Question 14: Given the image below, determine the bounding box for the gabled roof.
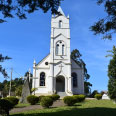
[53,33,69,39]
[36,54,50,66]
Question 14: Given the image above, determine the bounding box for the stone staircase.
[57,92,67,99]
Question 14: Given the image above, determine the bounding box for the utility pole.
[9,68,13,96]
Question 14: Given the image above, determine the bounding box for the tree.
[90,90,99,98]
[71,49,92,95]
[107,46,116,100]
[91,0,116,39]
[0,78,24,97]
[0,0,63,23]
[15,85,22,96]
[0,54,11,77]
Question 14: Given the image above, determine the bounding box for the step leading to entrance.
[57,92,67,98]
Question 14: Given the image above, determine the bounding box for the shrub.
[40,96,53,108]
[51,94,60,101]
[95,94,102,100]
[4,96,19,106]
[39,95,45,102]
[73,95,85,103]
[73,95,79,102]
[27,95,39,105]
[63,96,76,106]
[0,99,14,116]
[90,90,99,98]
[78,95,86,102]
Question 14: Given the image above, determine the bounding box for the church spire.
[58,6,65,16]
[33,59,36,67]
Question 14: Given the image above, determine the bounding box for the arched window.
[40,72,45,86]
[62,45,65,55]
[56,41,66,56]
[72,72,78,87]
[59,20,62,28]
[56,44,59,55]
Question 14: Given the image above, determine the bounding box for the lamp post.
[9,68,13,96]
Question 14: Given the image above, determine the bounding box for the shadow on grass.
[11,107,116,116]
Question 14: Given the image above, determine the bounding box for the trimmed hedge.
[95,94,102,100]
[63,96,76,106]
[78,95,86,102]
[73,95,85,103]
[40,96,53,108]
[63,95,86,106]
[27,95,39,105]
[4,96,19,106]
[51,94,60,101]
[0,99,14,116]
[39,95,45,102]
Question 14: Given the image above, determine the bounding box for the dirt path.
[10,100,65,114]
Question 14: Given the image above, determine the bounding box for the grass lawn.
[11,100,116,116]
[15,103,30,108]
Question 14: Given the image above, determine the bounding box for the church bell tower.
[49,7,72,95]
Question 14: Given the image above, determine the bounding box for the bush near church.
[73,95,86,103]
[0,99,14,116]
[39,95,45,102]
[63,96,76,106]
[95,94,102,100]
[51,94,60,101]
[78,95,86,102]
[4,96,19,106]
[27,95,39,105]
[40,96,53,108]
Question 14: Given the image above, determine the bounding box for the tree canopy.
[107,46,116,100]
[0,0,63,23]
[91,0,116,39]
[0,54,11,77]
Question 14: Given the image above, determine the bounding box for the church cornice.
[51,33,70,40]
[35,67,50,69]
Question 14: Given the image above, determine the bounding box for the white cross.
[59,64,64,71]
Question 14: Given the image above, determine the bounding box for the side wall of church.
[71,59,84,94]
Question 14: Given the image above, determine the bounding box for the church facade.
[32,7,84,96]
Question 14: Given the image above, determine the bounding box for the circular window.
[45,62,48,65]
[60,41,62,43]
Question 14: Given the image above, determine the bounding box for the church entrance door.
[56,76,65,92]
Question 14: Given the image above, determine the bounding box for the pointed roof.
[58,6,65,16]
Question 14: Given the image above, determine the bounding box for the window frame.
[39,72,46,87]
[59,20,62,28]
[72,72,78,88]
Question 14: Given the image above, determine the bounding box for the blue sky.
[0,0,116,92]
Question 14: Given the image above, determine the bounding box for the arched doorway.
[56,76,65,92]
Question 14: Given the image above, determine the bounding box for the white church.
[32,7,84,96]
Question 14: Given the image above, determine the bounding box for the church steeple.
[50,6,71,61]
[57,6,65,16]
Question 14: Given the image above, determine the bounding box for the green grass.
[15,103,30,108]
[15,103,40,108]
[11,100,116,116]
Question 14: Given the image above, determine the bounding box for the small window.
[56,44,59,55]
[62,45,65,55]
[59,20,62,28]
[45,62,48,65]
[72,73,78,87]
[40,72,45,86]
